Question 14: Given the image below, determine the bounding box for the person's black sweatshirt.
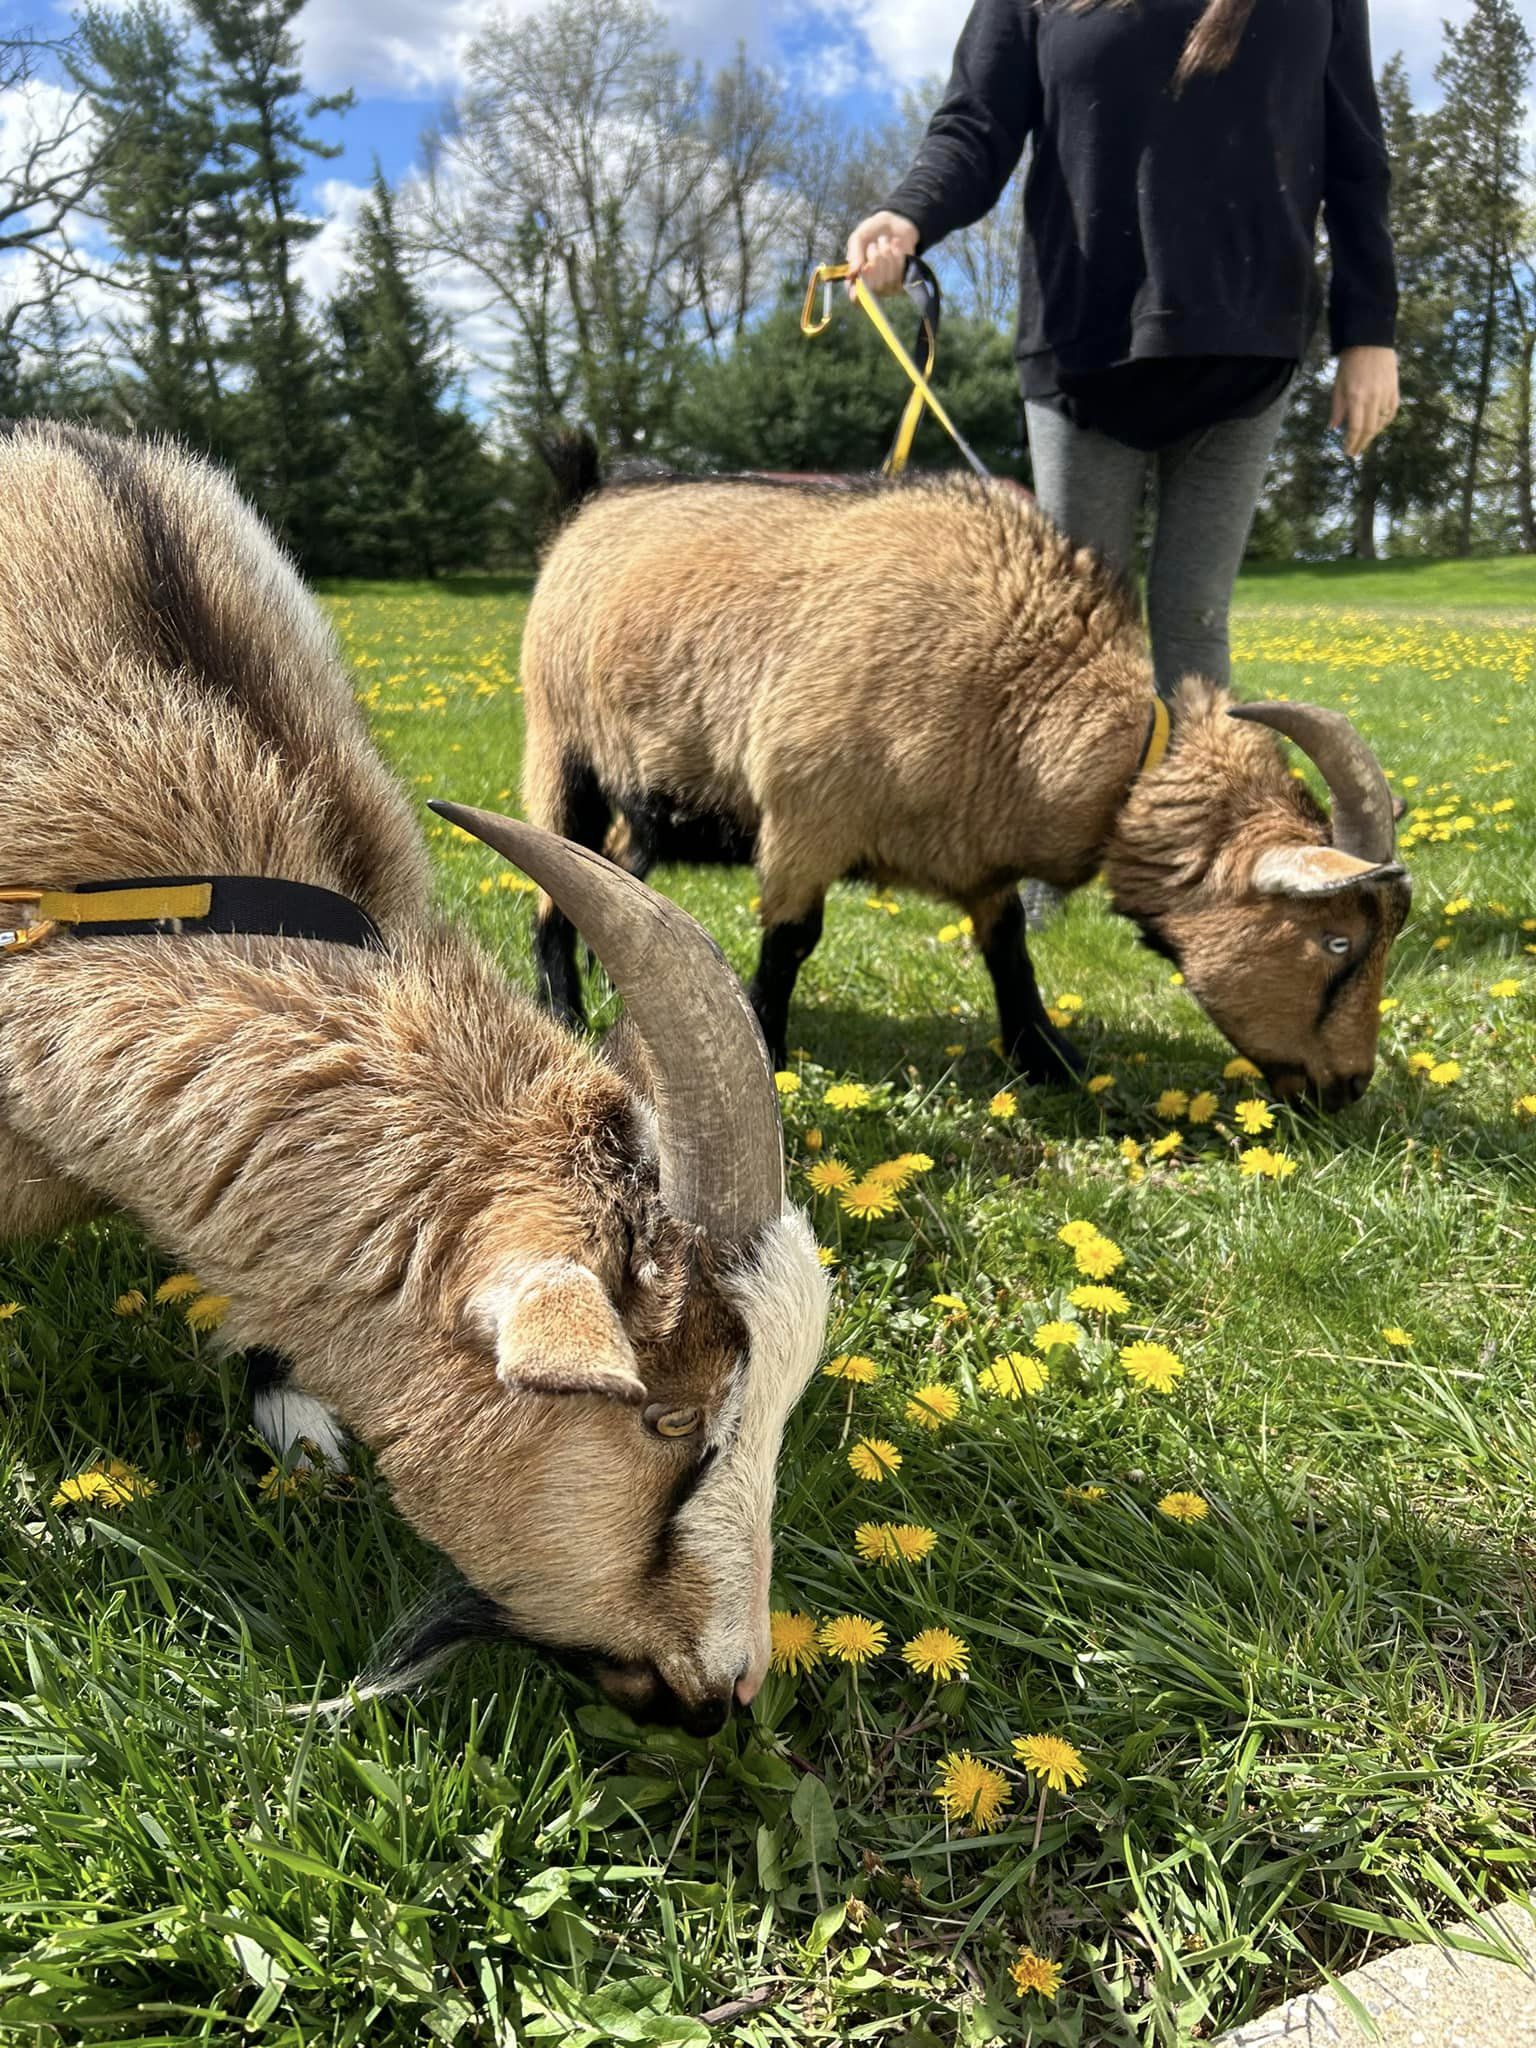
[883,0,1397,379]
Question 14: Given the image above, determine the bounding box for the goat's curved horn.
[1228,701,1397,864]
[429,803,784,1246]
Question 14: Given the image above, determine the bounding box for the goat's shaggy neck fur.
[1103,677,1330,936]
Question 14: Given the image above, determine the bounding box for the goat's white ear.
[480,1260,647,1405]
[1251,845,1407,899]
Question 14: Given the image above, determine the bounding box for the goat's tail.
[531,425,603,518]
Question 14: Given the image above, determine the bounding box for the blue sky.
[5,0,1459,213]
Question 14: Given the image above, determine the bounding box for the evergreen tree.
[669,290,1023,479]
[74,3,231,449]
[1427,0,1533,555]
[190,0,350,566]
[329,172,496,576]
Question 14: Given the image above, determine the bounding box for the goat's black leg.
[970,889,1086,1086]
[748,900,825,1068]
[532,759,611,1027]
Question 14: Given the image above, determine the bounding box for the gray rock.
[1215,1900,1536,2045]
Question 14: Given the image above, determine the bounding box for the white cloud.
[295,175,371,301]
[293,0,776,95]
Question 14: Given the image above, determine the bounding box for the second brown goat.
[522,474,1410,1110]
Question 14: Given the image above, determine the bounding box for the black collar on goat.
[0,874,382,954]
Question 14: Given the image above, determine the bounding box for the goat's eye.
[1323,934,1351,958]
[643,1403,702,1439]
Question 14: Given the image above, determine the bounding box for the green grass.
[4,560,1536,2045]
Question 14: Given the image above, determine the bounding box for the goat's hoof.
[1010,1025,1087,1086]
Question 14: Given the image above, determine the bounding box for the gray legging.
[1024,391,1290,698]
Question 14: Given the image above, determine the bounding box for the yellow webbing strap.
[1140,697,1172,778]
[800,262,991,481]
[39,883,214,926]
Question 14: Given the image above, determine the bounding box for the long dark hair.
[1059,0,1258,88]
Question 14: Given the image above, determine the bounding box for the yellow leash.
[800,261,991,481]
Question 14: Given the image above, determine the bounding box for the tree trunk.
[1352,450,1380,559]
[1457,254,1500,556]
[1515,327,1536,552]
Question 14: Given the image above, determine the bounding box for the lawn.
[3,557,1536,2046]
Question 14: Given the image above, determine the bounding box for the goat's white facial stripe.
[672,1209,828,1688]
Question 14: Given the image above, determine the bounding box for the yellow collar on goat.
[1138,697,1172,780]
[0,875,384,955]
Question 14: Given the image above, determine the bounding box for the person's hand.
[845,211,920,297]
[1331,346,1399,458]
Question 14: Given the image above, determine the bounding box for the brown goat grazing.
[0,424,827,1732]
[522,475,1410,1110]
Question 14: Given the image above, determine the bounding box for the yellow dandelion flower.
[51,1459,157,1510]
[848,1437,901,1483]
[1408,1050,1437,1072]
[854,1522,901,1564]
[902,1627,969,1681]
[905,1383,961,1430]
[774,1071,802,1095]
[818,1613,887,1664]
[840,1179,901,1221]
[1010,1949,1063,2000]
[891,1522,938,1562]
[1064,1483,1107,1503]
[989,1089,1018,1120]
[1234,1099,1274,1135]
[1382,1326,1414,1347]
[769,1611,822,1675]
[1120,1340,1184,1393]
[0,1301,20,1322]
[1119,1136,1144,1166]
[1054,992,1085,1013]
[1034,1320,1081,1352]
[1150,1130,1182,1160]
[1013,1732,1089,1792]
[1491,980,1522,998]
[258,1466,305,1501]
[930,1292,969,1317]
[1187,1090,1219,1124]
[824,1082,872,1111]
[1069,1284,1129,1316]
[1428,1060,1461,1085]
[807,1158,857,1194]
[1074,1235,1124,1279]
[803,1127,824,1153]
[824,1353,880,1383]
[154,1272,202,1304]
[1085,1073,1115,1095]
[933,1752,1012,1832]
[816,1246,839,1268]
[1155,1089,1189,1118]
[1158,1490,1210,1523]
[1057,1220,1100,1247]
[892,1151,934,1175]
[1223,1057,1262,1081]
[981,1351,1048,1399]
[1238,1145,1298,1180]
[113,1291,146,1317]
[184,1293,231,1333]
[866,1159,915,1191]
[1518,1096,1536,1118]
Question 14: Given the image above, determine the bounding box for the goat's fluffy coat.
[523,473,1407,1106]
[0,424,826,1723]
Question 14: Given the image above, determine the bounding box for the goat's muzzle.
[595,1658,736,1736]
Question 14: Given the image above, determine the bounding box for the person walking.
[847,0,1400,918]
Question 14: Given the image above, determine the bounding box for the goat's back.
[523,474,1154,887]
[0,423,426,927]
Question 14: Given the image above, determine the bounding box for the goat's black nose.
[1316,1071,1371,1112]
